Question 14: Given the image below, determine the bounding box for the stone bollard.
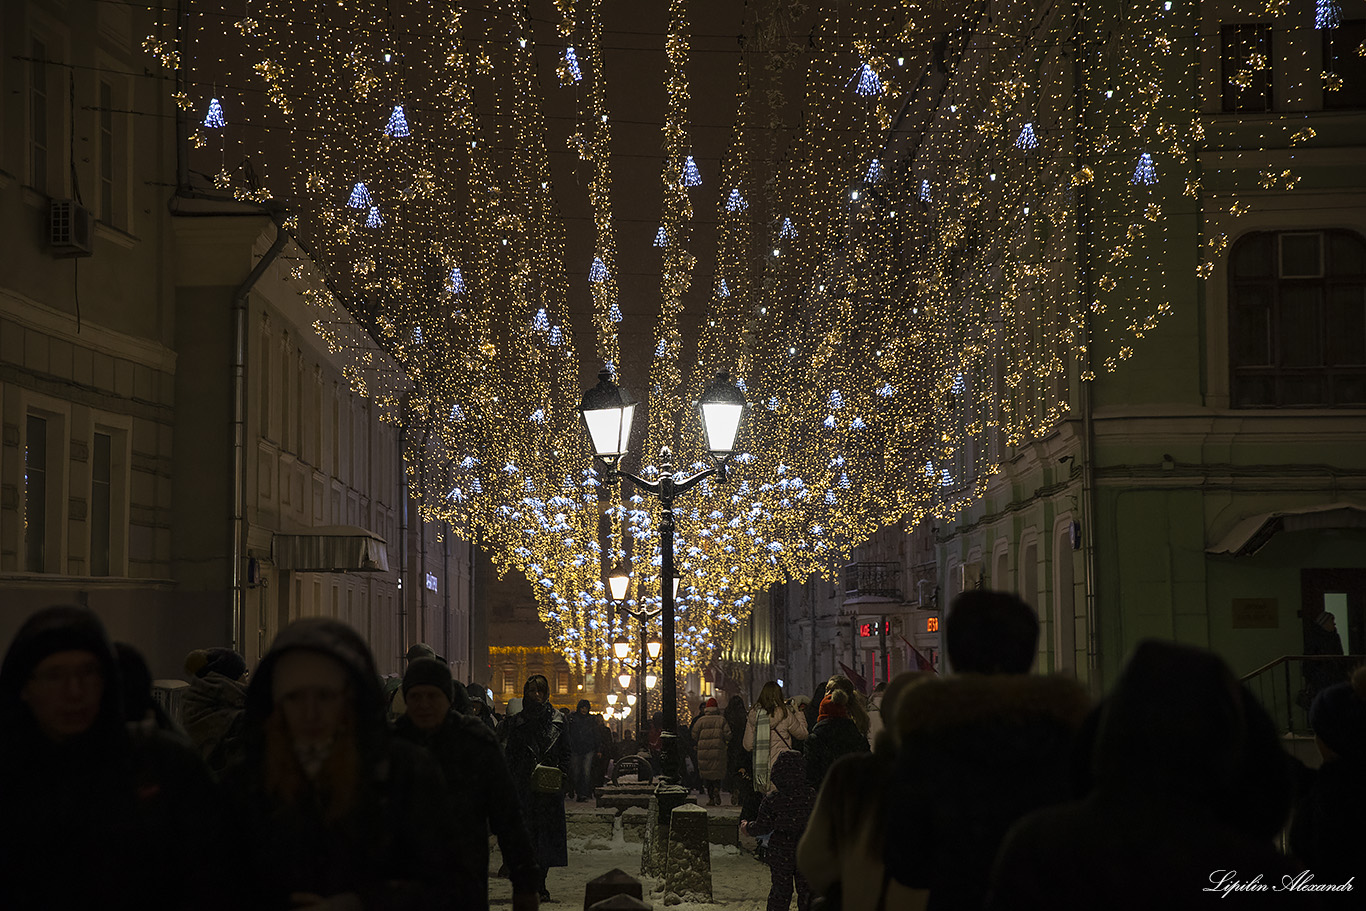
[584,868,645,911]
[640,784,690,880]
[661,803,712,904]
[589,896,653,910]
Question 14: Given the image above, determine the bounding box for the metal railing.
[843,561,903,600]
[1240,655,1365,737]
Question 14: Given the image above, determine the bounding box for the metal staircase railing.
[1240,654,1365,737]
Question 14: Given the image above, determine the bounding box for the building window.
[30,39,49,192]
[90,432,111,577]
[25,415,49,573]
[1229,230,1366,408]
[1323,20,1366,111]
[1221,24,1273,113]
[99,81,114,222]
[503,664,518,695]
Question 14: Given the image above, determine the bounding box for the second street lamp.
[580,368,748,784]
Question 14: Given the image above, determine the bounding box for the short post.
[661,803,713,904]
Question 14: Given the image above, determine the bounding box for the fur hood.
[894,673,1091,738]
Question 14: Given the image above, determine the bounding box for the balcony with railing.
[843,562,903,604]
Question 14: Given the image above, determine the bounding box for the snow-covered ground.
[488,802,776,909]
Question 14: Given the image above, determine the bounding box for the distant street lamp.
[580,368,748,782]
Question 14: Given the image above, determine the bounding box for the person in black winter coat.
[744,749,817,911]
[222,618,457,910]
[723,694,751,806]
[500,674,571,902]
[883,590,1090,911]
[565,698,601,801]
[393,658,540,911]
[0,605,226,911]
[804,690,870,788]
[985,640,1300,911]
[1289,665,1366,880]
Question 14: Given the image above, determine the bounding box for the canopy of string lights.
[146,0,1322,674]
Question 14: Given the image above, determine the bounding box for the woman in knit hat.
[803,688,870,788]
[1289,665,1366,878]
[0,606,224,911]
[690,696,732,805]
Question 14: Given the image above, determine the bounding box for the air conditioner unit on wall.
[50,199,94,257]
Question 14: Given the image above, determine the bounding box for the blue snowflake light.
[866,158,882,182]
[1317,0,1342,29]
[779,217,796,238]
[828,389,844,410]
[850,416,866,430]
[549,325,563,346]
[952,373,966,393]
[877,382,896,397]
[447,266,465,294]
[766,396,779,411]
[823,415,836,429]
[920,179,932,203]
[1015,122,1038,150]
[411,325,424,344]
[1131,152,1158,186]
[384,105,410,137]
[718,278,730,298]
[609,302,622,322]
[655,339,667,357]
[683,155,702,186]
[654,227,668,247]
[589,257,608,282]
[532,308,550,331]
[725,189,747,212]
[346,182,372,209]
[854,63,882,96]
[203,97,226,129]
[365,205,383,228]
[450,403,465,422]
[563,46,583,82]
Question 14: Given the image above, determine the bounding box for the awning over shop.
[272,526,390,573]
[1207,502,1366,557]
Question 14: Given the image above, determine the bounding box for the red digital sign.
[926,617,939,632]
[859,621,884,637]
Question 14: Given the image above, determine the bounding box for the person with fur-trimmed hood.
[0,606,225,911]
[221,618,458,909]
[744,749,817,911]
[393,658,540,911]
[882,590,1091,910]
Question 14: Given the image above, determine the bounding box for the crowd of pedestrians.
[2,592,1361,910]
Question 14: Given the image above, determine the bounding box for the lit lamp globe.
[607,693,618,706]
[647,638,663,661]
[579,369,636,466]
[608,564,631,602]
[626,693,637,706]
[697,370,747,459]
[613,637,631,661]
[618,672,632,690]
[645,673,658,690]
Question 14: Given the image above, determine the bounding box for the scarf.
[754,709,771,791]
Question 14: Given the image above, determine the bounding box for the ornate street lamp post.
[580,369,747,782]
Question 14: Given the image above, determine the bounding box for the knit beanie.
[185,647,247,682]
[406,643,438,663]
[818,691,849,723]
[1310,667,1366,761]
[401,657,454,701]
[705,697,718,708]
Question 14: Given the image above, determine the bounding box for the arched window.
[1229,230,1366,407]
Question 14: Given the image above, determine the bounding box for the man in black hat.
[394,658,540,911]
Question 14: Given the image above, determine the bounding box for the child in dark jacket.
[744,749,816,911]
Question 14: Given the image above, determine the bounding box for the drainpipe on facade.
[1074,8,1101,692]
[230,207,289,655]
[398,419,410,658]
